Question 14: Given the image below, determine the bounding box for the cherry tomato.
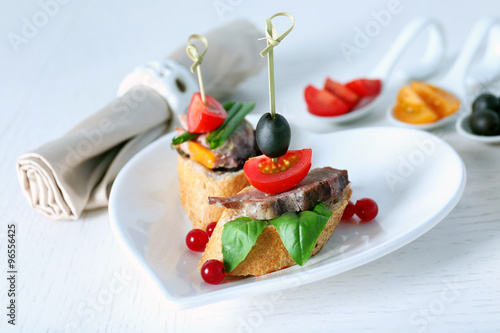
[201,260,226,285]
[304,85,350,117]
[187,92,227,133]
[243,149,312,194]
[345,79,382,97]
[324,78,360,109]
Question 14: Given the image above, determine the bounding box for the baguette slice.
[177,155,250,230]
[199,184,352,276]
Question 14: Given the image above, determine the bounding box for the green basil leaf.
[270,203,332,266]
[221,217,268,272]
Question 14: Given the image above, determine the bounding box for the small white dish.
[109,125,466,309]
[456,114,500,143]
[305,17,445,125]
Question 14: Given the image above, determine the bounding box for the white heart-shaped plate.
[109,124,466,309]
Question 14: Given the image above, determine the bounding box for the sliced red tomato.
[243,149,312,194]
[187,92,227,133]
[304,85,350,117]
[324,78,360,109]
[345,79,382,97]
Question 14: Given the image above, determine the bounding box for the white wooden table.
[1,1,499,332]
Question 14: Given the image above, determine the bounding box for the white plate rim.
[109,126,467,309]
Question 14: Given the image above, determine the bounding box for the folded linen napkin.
[17,19,264,220]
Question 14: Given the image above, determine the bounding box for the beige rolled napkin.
[17,19,264,220]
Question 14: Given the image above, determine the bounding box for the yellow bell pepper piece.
[188,141,215,169]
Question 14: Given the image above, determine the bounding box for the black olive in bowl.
[469,109,500,136]
[472,93,500,114]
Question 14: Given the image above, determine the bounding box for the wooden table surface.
[1,1,499,332]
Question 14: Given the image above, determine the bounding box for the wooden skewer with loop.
[260,12,295,120]
[260,12,295,163]
[186,34,209,104]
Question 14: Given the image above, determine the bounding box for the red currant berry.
[185,229,209,252]
[206,222,217,237]
[201,260,226,285]
[341,201,355,220]
[355,198,378,222]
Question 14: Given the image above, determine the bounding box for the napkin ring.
[118,59,197,115]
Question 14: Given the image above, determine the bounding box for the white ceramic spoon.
[456,18,500,143]
[388,17,500,130]
[307,16,445,124]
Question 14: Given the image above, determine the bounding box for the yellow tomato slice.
[410,81,460,118]
[394,86,439,124]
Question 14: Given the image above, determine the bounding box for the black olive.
[469,109,500,136]
[256,113,291,158]
[472,93,500,113]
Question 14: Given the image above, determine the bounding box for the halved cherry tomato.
[304,85,350,117]
[324,78,360,109]
[345,79,382,97]
[243,149,312,194]
[187,92,227,133]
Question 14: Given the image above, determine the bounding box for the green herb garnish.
[221,217,268,273]
[207,102,255,149]
[222,100,236,110]
[171,100,255,148]
[270,203,332,266]
[171,131,200,145]
[221,203,332,272]
[206,102,243,143]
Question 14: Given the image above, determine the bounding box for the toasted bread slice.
[199,184,352,276]
[177,155,250,230]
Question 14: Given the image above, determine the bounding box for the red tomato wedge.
[324,78,360,108]
[345,79,382,97]
[304,85,350,117]
[243,149,312,194]
[187,92,227,133]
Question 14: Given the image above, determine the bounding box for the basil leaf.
[221,217,268,272]
[270,203,332,266]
